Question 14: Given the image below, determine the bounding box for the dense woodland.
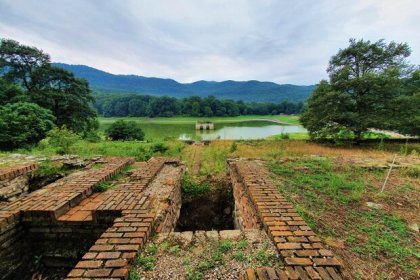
[94,93,304,117]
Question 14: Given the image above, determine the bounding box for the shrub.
[46,127,80,154]
[151,142,168,153]
[0,102,55,149]
[105,120,145,141]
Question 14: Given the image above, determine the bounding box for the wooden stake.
[381,154,397,192]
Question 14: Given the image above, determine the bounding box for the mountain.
[52,63,315,103]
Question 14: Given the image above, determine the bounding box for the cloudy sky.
[1,0,419,84]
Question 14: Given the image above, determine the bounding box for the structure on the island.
[195,121,214,130]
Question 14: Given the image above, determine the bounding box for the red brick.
[295,249,319,257]
[82,252,98,260]
[67,269,84,277]
[75,260,103,268]
[285,257,313,266]
[272,231,293,236]
[115,244,140,251]
[313,257,341,267]
[83,268,112,277]
[122,252,137,259]
[111,268,129,277]
[277,242,302,250]
[319,249,334,257]
[90,244,114,251]
[287,236,309,243]
[105,259,128,267]
[293,230,315,236]
[97,252,121,259]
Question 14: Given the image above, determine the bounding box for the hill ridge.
[53,63,314,103]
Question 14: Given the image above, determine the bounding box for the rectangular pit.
[175,180,235,231]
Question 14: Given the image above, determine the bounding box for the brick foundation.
[0,163,37,201]
[229,159,343,280]
[0,157,133,279]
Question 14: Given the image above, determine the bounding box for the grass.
[269,157,419,279]
[181,175,210,195]
[98,114,301,125]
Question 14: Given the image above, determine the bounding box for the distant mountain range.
[53,63,315,103]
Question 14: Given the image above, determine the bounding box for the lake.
[101,120,306,140]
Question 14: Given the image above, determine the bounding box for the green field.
[98,115,301,125]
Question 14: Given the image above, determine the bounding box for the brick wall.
[230,159,343,280]
[0,163,37,201]
[66,158,184,279]
[228,160,262,230]
[0,157,133,279]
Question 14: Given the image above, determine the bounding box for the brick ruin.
[0,163,38,202]
[0,157,343,279]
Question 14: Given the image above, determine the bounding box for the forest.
[93,92,304,117]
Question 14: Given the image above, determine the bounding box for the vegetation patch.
[269,157,419,279]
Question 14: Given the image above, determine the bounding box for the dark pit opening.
[175,179,234,231]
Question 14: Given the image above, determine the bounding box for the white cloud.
[1,0,419,84]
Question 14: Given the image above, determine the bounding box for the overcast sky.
[1,0,419,84]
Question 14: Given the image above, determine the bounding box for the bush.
[105,120,145,141]
[151,142,169,153]
[46,127,80,154]
[0,102,55,149]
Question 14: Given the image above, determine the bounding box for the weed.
[236,240,248,250]
[128,270,140,280]
[145,244,158,255]
[254,248,271,266]
[134,254,156,271]
[34,255,42,270]
[233,252,247,262]
[182,175,209,195]
[230,142,238,153]
[405,165,420,179]
[185,266,203,280]
[218,240,233,253]
[95,181,112,192]
[168,244,180,255]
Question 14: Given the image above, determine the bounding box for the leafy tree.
[0,102,55,149]
[46,127,81,154]
[0,39,97,132]
[301,38,420,141]
[0,77,27,105]
[105,120,145,141]
[0,39,49,91]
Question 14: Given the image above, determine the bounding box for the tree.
[0,39,49,91]
[105,120,145,141]
[0,77,27,105]
[0,39,97,133]
[301,38,420,141]
[0,102,55,149]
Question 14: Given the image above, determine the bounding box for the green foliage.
[181,175,209,195]
[230,142,238,153]
[218,240,233,253]
[0,77,27,105]
[46,127,80,154]
[348,210,414,271]
[145,244,158,255]
[301,38,420,141]
[405,166,420,179]
[128,271,140,280]
[105,120,145,141]
[0,39,97,133]
[151,142,169,153]
[0,102,55,149]
[185,266,203,280]
[95,181,112,192]
[134,254,156,271]
[232,252,246,262]
[93,91,305,118]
